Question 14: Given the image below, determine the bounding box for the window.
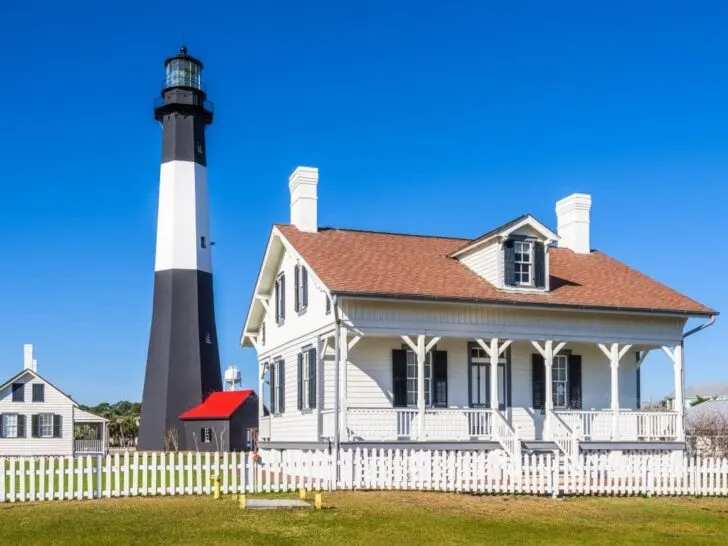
[39,413,54,438]
[202,427,212,443]
[325,295,331,315]
[12,382,24,402]
[274,274,286,325]
[32,384,45,402]
[200,236,207,249]
[406,350,432,407]
[552,355,568,409]
[294,264,308,313]
[298,347,316,411]
[514,241,533,286]
[269,359,285,414]
[2,414,18,438]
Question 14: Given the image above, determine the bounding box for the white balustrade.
[74,440,104,454]
[346,408,493,441]
[556,410,679,441]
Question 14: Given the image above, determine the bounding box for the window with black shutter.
[12,382,24,402]
[534,241,546,288]
[268,362,276,414]
[32,384,45,402]
[308,347,316,409]
[433,351,448,407]
[567,354,582,409]
[531,354,545,410]
[277,359,285,413]
[52,414,62,438]
[297,348,316,411]
[275,273,286,325]
[17,414,26,438]
[504,239,516,286]
[392,349,408,407]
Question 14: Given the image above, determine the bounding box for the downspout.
[679,314,717,444]
[332,295,341,459]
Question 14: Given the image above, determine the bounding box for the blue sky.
[0,1,725,404]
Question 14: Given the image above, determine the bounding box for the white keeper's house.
[241,166,717,461]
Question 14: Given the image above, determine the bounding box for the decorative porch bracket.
[402,335,441,440]
[475,338,512,411]
[661,344,685,440]
[598,343,633,440]
[340,328,363,439]
[530,340,567,438]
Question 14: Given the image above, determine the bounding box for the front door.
[469,345,509,410]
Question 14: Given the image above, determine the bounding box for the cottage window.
[269,359,285,415]
[12,382,24,402]
[32,384,45,402]
[39,413,54,438]
[297,347,317,411]
[553,355,568,409]
[2,414,18,438]
[406,350,432,407]
[202,427,212,443]
[274,274,286,325]
[294,264,308,313]
[514,241,533,286]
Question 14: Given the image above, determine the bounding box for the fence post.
[95,455,102,499]
[552,450,560,499]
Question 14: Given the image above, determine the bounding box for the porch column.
[662,343,685,441]
[340,327,349,440]
[475,338,512,411]
[531,340,567,439]
[599,343,632,440]
[417,335,426,439]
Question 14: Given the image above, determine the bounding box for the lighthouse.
[138,47,222,451]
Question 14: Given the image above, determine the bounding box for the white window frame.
[552,355,568,409]
[301,349,313,411]
[202,427,212,443]
[406,350,432,407]
[514,240,534,286]
[2,413,19,438]
[39,413,54,438]
[275,274,285,325]
[272,359,284,415]
[295,264,308,314]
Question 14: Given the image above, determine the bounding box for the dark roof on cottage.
[276,224,715,316]
[179,390,254,420]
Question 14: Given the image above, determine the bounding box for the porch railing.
[74,440,104,454]
[556,410,679,441]
[491,410,520,460]
[548,410,580,463]
[346,408,493,442]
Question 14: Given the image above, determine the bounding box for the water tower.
[223,365,242,391]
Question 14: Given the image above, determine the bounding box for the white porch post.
[489,338,499,410]
[663,343,685,441]
[530,340,566,439]
[599,343,632,440]
[340,326,349,441]
[416,335,426,440]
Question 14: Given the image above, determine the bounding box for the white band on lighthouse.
[154,160,212,273]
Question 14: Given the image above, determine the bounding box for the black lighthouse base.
[138,269,222,451]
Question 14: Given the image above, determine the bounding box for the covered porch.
[333,329,684,454]
[73,408,109,455]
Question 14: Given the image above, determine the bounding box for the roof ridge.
[276,223,470,242]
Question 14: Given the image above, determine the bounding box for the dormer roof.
[448,215,559,258]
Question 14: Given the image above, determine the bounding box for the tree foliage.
[79,400,141,447]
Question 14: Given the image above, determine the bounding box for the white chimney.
[289,166,318,233]
[555,193,592,254]
[23,344,36,372]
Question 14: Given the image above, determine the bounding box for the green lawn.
[1,492,728,545]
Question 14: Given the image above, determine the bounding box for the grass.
[1,491,728,545]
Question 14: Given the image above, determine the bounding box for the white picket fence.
[2,449,728,503]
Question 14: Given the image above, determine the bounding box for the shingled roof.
[276,224,715,316]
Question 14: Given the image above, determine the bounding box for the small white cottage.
[0,345,108,457]
[241,167,717,463]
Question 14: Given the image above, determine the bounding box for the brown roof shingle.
[276,224,716,316]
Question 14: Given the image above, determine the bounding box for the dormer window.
[505,238,545,289]
[514,241,533,286]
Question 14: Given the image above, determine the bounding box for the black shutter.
[297,353,303,410]
[53,414,62,438]
[302,267,308,310]
[392,349,408,407]
[294,265,300,312]
[504,239,516,286]
[308,347,317,409]
[269,363,276,414]
[636,352,641,409]
[532,354,545,410]
[433,350,448,407]
[278,360,285,413]
[534,241,545,288]
[0,414,4,438]
[17,414,26,438]
[275,278,280,323]
[567,355,582,409]
[32,414,39,438]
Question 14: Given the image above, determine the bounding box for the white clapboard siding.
[1,450,728,503]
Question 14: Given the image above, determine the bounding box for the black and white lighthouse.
[138,47,222,451]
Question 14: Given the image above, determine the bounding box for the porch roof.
[74,408,108,423]
[276,224,715,317]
